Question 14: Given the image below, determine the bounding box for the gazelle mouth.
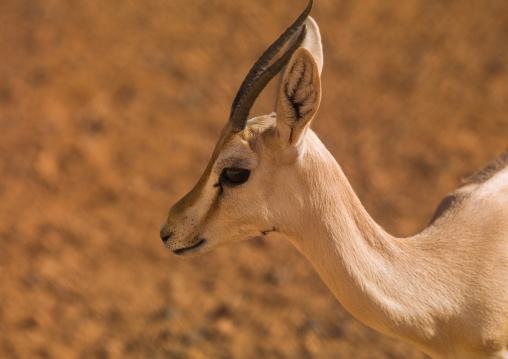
[173,239,206,255]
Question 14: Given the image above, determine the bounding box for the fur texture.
[161,16,508,359]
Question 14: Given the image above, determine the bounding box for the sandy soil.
[1,0,508,358]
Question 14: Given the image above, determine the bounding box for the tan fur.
[161,16,508,359]
[461,150,508,187]
[429,150,508,226]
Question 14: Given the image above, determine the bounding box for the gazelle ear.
[276,47,321,147]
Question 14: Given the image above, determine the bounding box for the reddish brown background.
[1,0,508,358]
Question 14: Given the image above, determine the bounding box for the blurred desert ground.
[1,0,508,358]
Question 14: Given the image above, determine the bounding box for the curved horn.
[229,0,313,133]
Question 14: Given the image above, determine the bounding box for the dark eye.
[220,168,250,185]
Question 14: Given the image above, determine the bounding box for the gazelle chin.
[161,1,508,357]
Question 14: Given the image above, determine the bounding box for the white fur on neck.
[277,130,508,359]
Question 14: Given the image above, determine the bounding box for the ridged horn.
[229,0,313,133]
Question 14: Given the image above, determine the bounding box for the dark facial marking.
[170,129,235,214]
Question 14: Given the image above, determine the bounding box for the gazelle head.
[160,0,325,257]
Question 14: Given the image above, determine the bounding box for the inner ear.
[276,48,321,146]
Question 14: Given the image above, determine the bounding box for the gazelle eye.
[220,168,250,185]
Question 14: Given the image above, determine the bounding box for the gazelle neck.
[277,131,459,356]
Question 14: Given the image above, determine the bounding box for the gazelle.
[160,1,508,357]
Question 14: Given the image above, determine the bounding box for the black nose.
[160,225,173,243]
